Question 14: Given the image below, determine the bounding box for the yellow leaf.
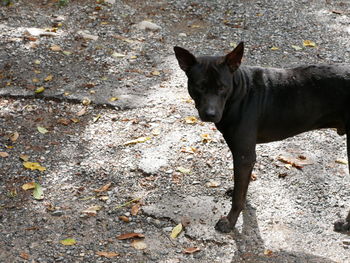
[60,238,76,246]
[34,59,41,65]
[22,182,36,190]
[93,114,102,123]
[291,45,302,51]
[44,74,53,82]
[270,46,279,51]
[62,51,72,56]
[303,40,316,47]
[124,136,151,145]
[180,146,197,154]
[177,167,191,174]
[109,97,119,102]
[335,158,348,165]
[205,180,221,188]
[82,205,102,216]
[170,223,183,239]
[71,118,80,123]
[23,162,46,172]
[200,133,212,143]
[82,98,91,106]
[35,87,45,94]
[185,116,198,124]
[151,70,161,76]
[0,152,9,158]
[32,78,40,83]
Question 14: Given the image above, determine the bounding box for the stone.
[136,21,161,31]
[77,30,98,41]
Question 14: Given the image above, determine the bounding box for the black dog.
[174,42,350,234]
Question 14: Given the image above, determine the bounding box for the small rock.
[105,0,115,4]
[134,228,143,234]
[178,33,187,37]
[136,21,161,31]
[77,30,98,41]
[24,28,57,37]
[52,210,64,216]
[163,226,173,232]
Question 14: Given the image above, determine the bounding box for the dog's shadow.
[230,203,337,263]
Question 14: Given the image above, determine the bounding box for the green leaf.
[177,167,191,174]
[60,238,76,246]
[170,223,183,239]
[33,183,44,200]
[291,45,302,51]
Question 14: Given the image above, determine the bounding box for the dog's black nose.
[205,109,217,119]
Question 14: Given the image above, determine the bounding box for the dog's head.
[174,42,244,123]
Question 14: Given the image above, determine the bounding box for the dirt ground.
[1,0,350,262]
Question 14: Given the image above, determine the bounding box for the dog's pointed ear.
[174,46,197,72]
[225,42,244,72]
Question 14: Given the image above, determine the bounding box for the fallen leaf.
[19,252,30,260]
[185,116,198,124]
[19,154,29,161]
[34,59,41,65]
[205,180,221,188]
[332,10,344,15]
[32,78,40,83]
[170,223,183,239]
[71,118,80,123]
[181,146,197,154]
[33,183,44,200]
[96,251,119,258]
[57,118,71,126]
[200,133,212,143]
[82,98,91,106]
[22,182,36,190]
[94,182,112,193]
[93,114,102,123]
[251,173,257,181]
[291,45,302,51]
[177,167,191,174]
[60,238,76,246]
[151,70,161,76]
[82,205,102,216]
[119,215,130,223]
[62,51,72,56]
[44,74,53,82]
[35,87,45,94]
[264,249,273,256]
[10,131,19,142]
[131,240,147,250]
[109,97,119,102]
[124,136,151,145]
[37,126,49,134]
[131,203,140,216]
[23,162,46,172]
[116,232,145,240]
[303,40,316,47]
[277,154,313,169]
[50,45,61,51]
[183,247,200,254]
[112,52,125,58]
[335,158,348,165]
[270,46,279,50]
[76,107,87,116]
[0,152,9,158]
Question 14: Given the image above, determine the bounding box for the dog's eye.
[218,86,226,92]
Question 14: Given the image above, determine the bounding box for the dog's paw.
[334,219,350,234]
[215,217,233,233]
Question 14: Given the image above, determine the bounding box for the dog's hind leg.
[334,124,350,234]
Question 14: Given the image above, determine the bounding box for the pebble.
[162,226,173,232]
[77,30,99,41]
[178,33,187,37]
[51,210,64,217]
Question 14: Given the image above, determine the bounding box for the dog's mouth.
[199,112,222,123]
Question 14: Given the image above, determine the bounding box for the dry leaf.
[291,45,302,51]
[33,183,44,200]
[112,52,125,58]
[22,182,36,190]
[183,247,200,254]
[109,97,119,102]
[200,133,212,143]
[270,46,279,50]
[19,252,30,260]
[177,167,191,174]
[82,98,91,106]
[131,240,147,250]
[60,238,76,246]
[131,203,140,216]
[32,78,40,83]
[50,45,61,51]
[335,158,348,165]
[44,74,53,82]
[82,205,102,216]
[0,152,9,158]
[181,146,197,154]
[264,249,273,256]
[185,116,198,124]
[23,162,46,172]
[170,223,183,239]
[303,40,316,47]
[71,118,80,123]
[10,131,19,142]
[151,70,161,76]
[19,154,29,161]
[94,182,112,193]
[205,180,221,188]
[76,107,87,116]
[119,215,130,223]
[96,251,119,258]
[251,173,257,181]
[124,136,151,145]
[57,118,71,126]
[116,232,145,240]
[277,154,313,169]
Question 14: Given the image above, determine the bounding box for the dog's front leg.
[215,137,256,233]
